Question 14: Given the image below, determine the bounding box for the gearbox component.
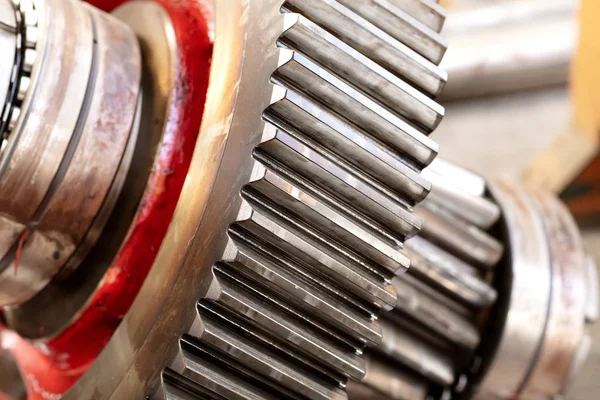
[0,1,595,400]
[66,0,448,398]
[348,163,596,400]
[137,0,447,398]
[0,0,141,306]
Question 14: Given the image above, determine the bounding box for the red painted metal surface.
[0,0,213,398]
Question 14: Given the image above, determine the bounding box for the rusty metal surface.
[0,0,213,399]
[34,5,141,265]
[0,0,91,224]
[0,0,141,306]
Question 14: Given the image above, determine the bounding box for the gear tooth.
[405,236,498,308]
[278,15,445,133]
[272,52,439,163]
[282,0,447,96]
[415,202,505,268]
[198,300,349,388]
[425,173,502,230]
[7,106,19,130]
[334,0,447,64]
[264,98,431,209]
[16,0,31,12]
[229,221,383,346]
[378,318,455,387]
[22,47,35,72]
[161,0,455,397]
[223,257,373,351]
[390,274,481,350]
[242,178,401,294]
[246,206,398,313]
[360,353,429,400]
[253,139,420,246]
[22,8,36,26]
[232,219,379,317]
[358,165,508,398]
[177,336,282,400]
[386,0,447,33]
[424,158,488,198]
[211,262,367,380]
[192,311,346,400]
[163,368,229,400]
[24,25,37,47]
[16,76,29,101]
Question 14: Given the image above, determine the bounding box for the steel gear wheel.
[65,0,449,399]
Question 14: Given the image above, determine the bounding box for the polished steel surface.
[423,175,500,230]
[423,158,487,198]
[404,236,497,308]
[359,354,428,400]
[389,0,446,34]
[283,0,447,97]
[352,175,594,400]
[377,317,455,387]
[391,274,480,350]
[334,0,448,65]
[522,190,587,397]
[415,201,504,268]
[475,181,593,400]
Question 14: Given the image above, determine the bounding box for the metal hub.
[0,0,141,306]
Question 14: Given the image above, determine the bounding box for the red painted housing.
[0,0,213,398]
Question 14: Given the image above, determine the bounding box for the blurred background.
[434,0,599,398]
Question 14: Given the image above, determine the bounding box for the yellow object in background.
[572,0,600,140]
[524,0,600,194]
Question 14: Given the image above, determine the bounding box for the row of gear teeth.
[352,165,505,400]
[163,1,450,399]
[1,0,38,151]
